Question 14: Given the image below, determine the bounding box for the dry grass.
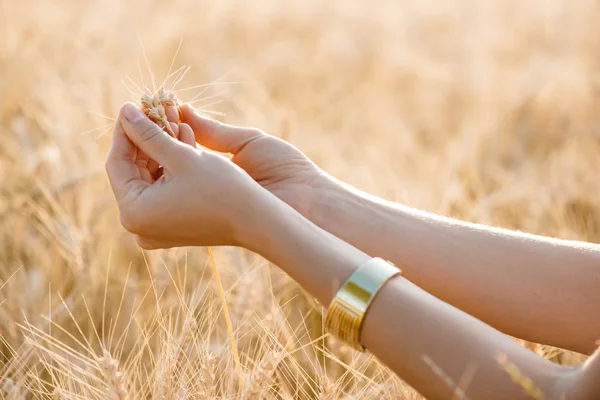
[1,0,599,398]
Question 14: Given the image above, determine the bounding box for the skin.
[106,102,600,399]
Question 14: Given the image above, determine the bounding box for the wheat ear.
[140,87,178,137]
[244,351,283,400]
[98,350,128,400]
[208,247,245,392]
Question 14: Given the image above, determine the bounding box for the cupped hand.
[105,103,267,249]
[180,104,333,219]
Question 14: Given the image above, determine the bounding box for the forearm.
[363,277,576,400]
[244,194,588,400]
[309,176,600,354]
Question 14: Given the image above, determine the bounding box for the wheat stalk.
[495,354,547,400]
[208,247,245,392]
[139,88,245,392]
[422,355,471,400]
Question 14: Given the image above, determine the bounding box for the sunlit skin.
[106,102,600,400]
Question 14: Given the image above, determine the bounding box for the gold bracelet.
[324,258,402,351]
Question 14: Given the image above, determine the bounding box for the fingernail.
[123,103,145,123]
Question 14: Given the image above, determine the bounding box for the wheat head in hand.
[140,87,180,137]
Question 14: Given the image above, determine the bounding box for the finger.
[119,102,184,169]
[169,122,180,140]
[178,123,196,148]
[134,148,149,170]
[180,103,263,154]
[147,123,179,180]
[166,106,179,124]
[105,117,148,201]
[147,158,160,178]
[135,235,176,250]
[134,147,153,184]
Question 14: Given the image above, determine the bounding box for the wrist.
[306,173,345,225]
[238,190,371,305]
[307,173,364,230]
[232,188,289,254]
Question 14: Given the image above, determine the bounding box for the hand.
[105,103,267,249]
[180,104,336,219]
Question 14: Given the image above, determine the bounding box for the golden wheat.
[139,89,246,393]
[140,87,180,137]
[97,350,128,400]
[244,351,284,399]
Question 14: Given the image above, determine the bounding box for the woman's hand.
[105,103,267,249]
[180,104,335,219]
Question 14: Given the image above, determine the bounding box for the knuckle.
[206,118,223,131]
[134,158,148,169]
[247,127,264,138]
[233,128,266,153]
[139,122,162,143]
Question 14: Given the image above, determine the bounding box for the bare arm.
[179,109,600,355]
[243,192,599,400]
[108,104,600,399]
[307,176,600,355]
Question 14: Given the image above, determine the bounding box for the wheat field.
[1,0,599,398]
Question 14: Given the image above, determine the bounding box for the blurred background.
[1,0,599,398]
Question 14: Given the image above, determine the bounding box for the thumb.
[180,103,263,154]
[120,102,183,168]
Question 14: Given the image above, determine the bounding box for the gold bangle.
[324,257,402,351]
